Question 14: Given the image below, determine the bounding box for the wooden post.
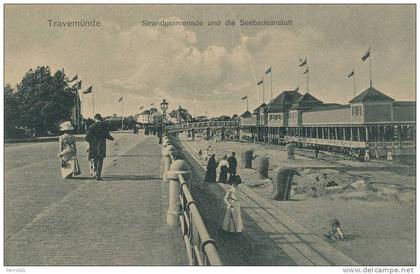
[365,126,369,142]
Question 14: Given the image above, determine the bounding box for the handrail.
[164,141,222,266]
[166,120,240,132]
[178,174,222,265]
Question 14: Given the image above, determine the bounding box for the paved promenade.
[5,133,186,265]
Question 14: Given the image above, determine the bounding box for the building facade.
[240,87,415,156]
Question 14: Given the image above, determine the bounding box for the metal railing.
[162,137,222,266]
[166,120,239,132]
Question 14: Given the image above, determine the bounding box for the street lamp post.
[160,99,169,138]
[160,99,169,124]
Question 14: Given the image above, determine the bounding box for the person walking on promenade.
[314,145,320,159]
[227,152,237,180]
[204,153,217,183]
[85,114,114,180]
[218,155,229,184]
[58,121,81,179]
[387,149,394,161]
[222,179,243,233]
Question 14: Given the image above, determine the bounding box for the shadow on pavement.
[102,175,162,181]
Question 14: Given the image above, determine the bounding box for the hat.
[94,113,103,121]
[59,121,74,131]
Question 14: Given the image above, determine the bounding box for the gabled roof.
[291,92,324,110]
[294,92,323,104]
[240,110,252,118]
[253,103,267,114]
[266,90,302,113]
[349,86,395,103]
[169,106,192,122]
[140,110,151,115]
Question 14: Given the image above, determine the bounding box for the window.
[352,105,363,116]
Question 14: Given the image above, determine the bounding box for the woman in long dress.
[204,154,217,183]
[222,180,243,233]
[218,155,229,184]
[58,121,81,179]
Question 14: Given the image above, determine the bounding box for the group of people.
[58,113,114,180]
[204,152,238,184]
[204,151,243,234]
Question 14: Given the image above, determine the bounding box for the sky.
[5,4,416,118]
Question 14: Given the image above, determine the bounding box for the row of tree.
[5,66,77,138]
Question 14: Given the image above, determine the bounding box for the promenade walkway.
[5,134,186,265]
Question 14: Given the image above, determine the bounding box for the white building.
[137,108,161,124]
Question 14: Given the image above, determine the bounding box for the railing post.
[166,159,190,226]
[162,145,175,182]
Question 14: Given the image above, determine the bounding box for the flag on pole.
[242,96,248,100]
[347,70,355,78]
[68,75,78,82]
[257,80,264,86]
[302,68,309,75]
[150,103,154,106]
[83,86,92,94]
[118,97,123,102]
[265,67,272,74]
[139,106,144,110]
[299,57,307,67]
[361,47,370,61]
[72,80,82,90]
[294,86,300,92]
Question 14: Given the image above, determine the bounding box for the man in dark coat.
[227,152,238,181]
[86,113,114,180]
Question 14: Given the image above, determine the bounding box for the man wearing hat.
[85,113,114,180]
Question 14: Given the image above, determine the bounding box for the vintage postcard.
[3,3,416,272]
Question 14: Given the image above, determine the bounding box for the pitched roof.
[253,103,267,114]
[240,110,252,118]
[266,90,302,113]
[291,92,323,110]
[349,86,395,103]
[139,110,151,115]
[169,106,192,122]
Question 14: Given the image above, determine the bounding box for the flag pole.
[270,67,273,101]
[81,92,84,131]
[369,46,372,87]
[92,92,95,118]
[121,99,124,130]
[353,71,356,97]
[262,76,265,104]
[76,90,80,134]
[247,97,249,111]
[307,63,310,94]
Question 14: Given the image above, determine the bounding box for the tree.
[15,66,76,136]
[4,84,24,138]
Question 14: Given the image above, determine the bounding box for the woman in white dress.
[222,179,243,233]
[58,121,81,179]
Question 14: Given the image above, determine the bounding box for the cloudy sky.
[5,4,415,118]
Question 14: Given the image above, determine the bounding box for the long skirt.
[222,202,243,233]
[219,166,228,183]
[61,157,81,179]
[205,168,216,183]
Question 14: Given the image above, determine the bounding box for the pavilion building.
[239,87,415,156]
